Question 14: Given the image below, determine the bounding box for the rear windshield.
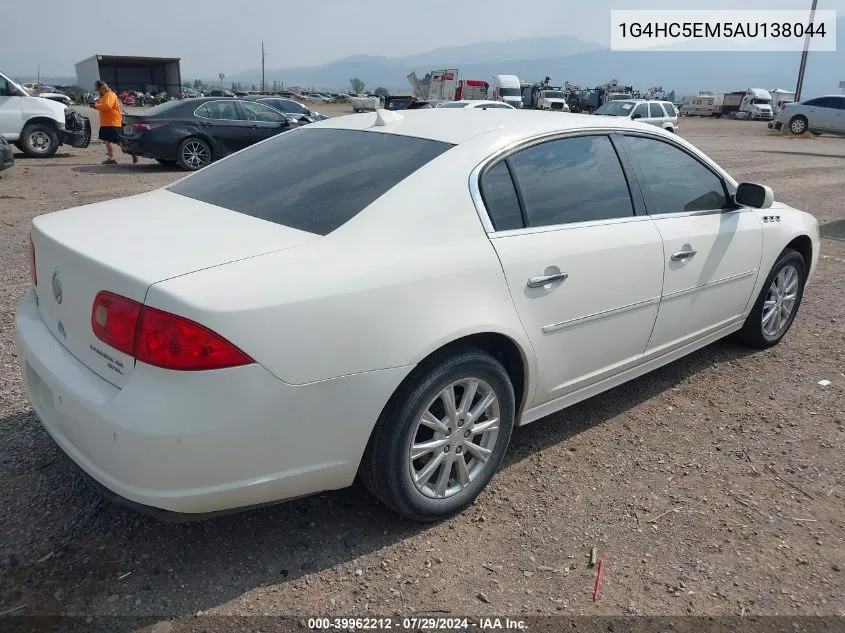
[139,100,186,116]
[167,128,454,235]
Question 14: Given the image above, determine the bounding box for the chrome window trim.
[489,215,651,239]
[470,127,672,235]
[469,127,742,236]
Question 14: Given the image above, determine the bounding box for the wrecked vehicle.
[1,70,91,157]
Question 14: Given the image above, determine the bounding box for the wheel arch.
[785,234,813,271]
[381,330,533,426]
[22,116,62,132]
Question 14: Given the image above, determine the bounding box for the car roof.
[313,108,670,144]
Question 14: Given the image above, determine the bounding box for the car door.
[823,96,845,133]
[241,101,292,142]
[619,133,763,358]
[480,133,665,406]
[800,97,836,131]
[630,102,649,124]
[194,100,253,154]
[648,102,667,127]
[0,77,23,140]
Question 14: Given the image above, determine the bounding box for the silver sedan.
[773,95,845,134]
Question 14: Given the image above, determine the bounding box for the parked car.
[17,110,819,523]
[594,99,679,133]
[0,70,91,157]
[436,100,516,109]
[0,136,14,172]
[770,95,845,134]
[120,97,303,170]
[243,96,328,121]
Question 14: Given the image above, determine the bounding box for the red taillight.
[91,291,253,371]
[92,291,143,356]
[28,234,37,286]
[132,121,166,132]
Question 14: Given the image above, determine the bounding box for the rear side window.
[506,135,634,227]
[479,161,523,231]
[168,128,453,235]
[649,103,664,118]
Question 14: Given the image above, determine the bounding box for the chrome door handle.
[670,249,697,261]
[527,272,568,288]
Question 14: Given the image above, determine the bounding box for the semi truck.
[682,88,774,120]
[521,78,570,111]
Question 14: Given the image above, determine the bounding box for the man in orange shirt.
[93,80,136,164]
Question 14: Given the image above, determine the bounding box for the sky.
[1,0,841,78]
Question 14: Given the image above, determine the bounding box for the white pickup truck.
[0,70,90,157]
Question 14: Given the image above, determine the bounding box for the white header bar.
[611,10,837,52]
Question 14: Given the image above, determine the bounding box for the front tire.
[360,347,515,522]
[177,137,212,171]
[20,123,59,158]
[735,248,806,349]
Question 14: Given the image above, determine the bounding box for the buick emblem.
[51,271,62,305]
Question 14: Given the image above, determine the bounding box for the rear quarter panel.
[146,140,537,389]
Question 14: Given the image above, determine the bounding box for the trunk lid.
[31,189,317,387]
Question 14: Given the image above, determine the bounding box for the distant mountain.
[227,35,604,89]
[222,19,845,98]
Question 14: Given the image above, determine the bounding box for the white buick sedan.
[16,109,819,522]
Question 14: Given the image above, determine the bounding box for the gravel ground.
[0,114,843,628]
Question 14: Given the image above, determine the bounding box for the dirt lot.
[0,113,843,627]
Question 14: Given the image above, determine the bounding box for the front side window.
[168,128,453,236]
[623,136,728,214]
[506,135,634,228]
[632,103,648,119]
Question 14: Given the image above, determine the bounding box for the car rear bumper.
[0,147,13,171]
[15,288,410,517]
[120,136,179,162]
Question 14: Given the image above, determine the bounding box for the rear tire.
[789,115,808,135]
[176,137,212,171]
[734,248,806,349]
[20,123,59,158]
[360,347,515,522]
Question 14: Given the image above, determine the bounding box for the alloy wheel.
[409,378,500,499]
[182,141,210,169]
[762,264,799,337]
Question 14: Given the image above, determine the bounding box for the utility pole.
[37,65,40,84]
[794,0,819,102]
[261,42,267,93]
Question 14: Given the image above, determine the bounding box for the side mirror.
[632,113,642,120]
[735,182,774,209]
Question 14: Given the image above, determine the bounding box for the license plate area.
[26,362,55,413]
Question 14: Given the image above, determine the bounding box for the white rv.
[490,75,523,108]
[681,93,723,117]
[769,88,796,116]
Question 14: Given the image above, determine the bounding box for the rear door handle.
[198,121,213,127]
[670,249,697,261]
[527,272,568,288]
